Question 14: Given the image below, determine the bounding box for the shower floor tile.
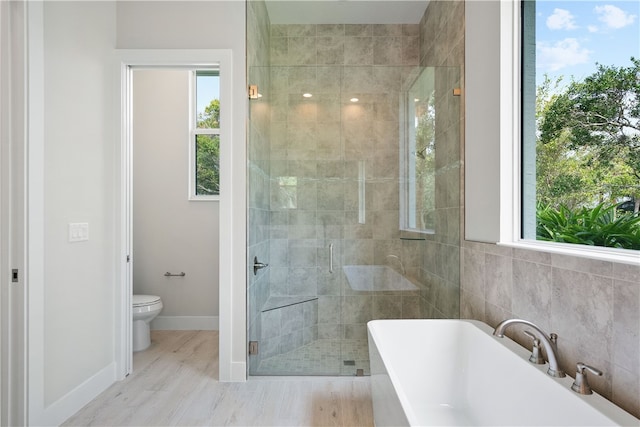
[252,339,370,376]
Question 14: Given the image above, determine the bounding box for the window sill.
[189,196,220,202]
[498,240,640,266]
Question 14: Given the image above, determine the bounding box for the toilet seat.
[133,294,161,307]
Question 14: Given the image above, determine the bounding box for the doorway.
[131,68,219,335]
[116,50,242,380]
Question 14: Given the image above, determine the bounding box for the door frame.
[115,49,243,380]
[1,1,29,425]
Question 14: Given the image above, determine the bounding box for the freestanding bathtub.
[368,319,639,426]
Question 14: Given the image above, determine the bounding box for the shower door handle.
[329,243,334,274]
[253,256,269,275]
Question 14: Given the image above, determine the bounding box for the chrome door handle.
[329,243,334,274]
[253,256,269,275]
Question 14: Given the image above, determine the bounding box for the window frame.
[189,68,220,201]
[399,67,436,235]
[496,0,640,265]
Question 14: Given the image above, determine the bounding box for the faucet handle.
[571,362,603,395]
[524,330,545,364]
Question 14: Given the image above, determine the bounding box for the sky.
[535,0,639,87]
[196,75,220,118]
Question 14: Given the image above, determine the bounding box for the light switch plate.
[69,222,89,242]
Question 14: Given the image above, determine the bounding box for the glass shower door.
[247,61,346,375]
[246,3,461,376]
[246,65,461,376]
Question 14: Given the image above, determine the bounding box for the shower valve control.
[253,256,269,275]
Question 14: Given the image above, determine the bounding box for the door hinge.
[248,85,259,99]
[249,341,259,355]
[126,255,131,263]
[11,269,18,283]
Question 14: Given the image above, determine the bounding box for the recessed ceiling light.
[350,97,359,102]
[303,93,313,98]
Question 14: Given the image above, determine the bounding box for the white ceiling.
[265,0,430,25]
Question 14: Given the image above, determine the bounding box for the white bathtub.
[368,319,639,426]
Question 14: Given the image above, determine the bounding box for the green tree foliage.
[536,76,592,208]
[537,203,640,250]
[538,58,640,211]
[195,135,220,195]
[198,99,220,129]
[196,99,220,196]
[414,93,436,228]
[535,60,639,248]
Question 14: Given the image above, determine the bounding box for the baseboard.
[230,361,247,382]
[39,362,116,426]
[151,315,219,331]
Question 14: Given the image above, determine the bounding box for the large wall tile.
[484,253,512,310]
[342,296,372,324]
[373,37,403,65]
[344,37,373,65]
[612,364,640,418]
[552,268,613,362]
[551,253,613,277]
[512,259,552,331]
[317,36,344,65]
[373,24,403,36]
[612,262,640,283]
[460,289,484,320]
[613,280,640,374]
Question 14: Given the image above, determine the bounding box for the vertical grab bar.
[329,243,334,274]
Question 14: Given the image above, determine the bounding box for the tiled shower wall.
[267,23,423,348]
[417,0,464,318]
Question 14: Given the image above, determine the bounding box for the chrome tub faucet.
[493,318,566,378]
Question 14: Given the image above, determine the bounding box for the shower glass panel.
[246,4,461,376]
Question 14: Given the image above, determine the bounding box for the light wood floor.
[63,330,374,427]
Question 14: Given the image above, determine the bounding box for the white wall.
[30,2,118,424]
[132,69,219,329]
[464,0,502,243]
[27,2,246,423]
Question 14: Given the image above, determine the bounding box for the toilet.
[132,294,163,352]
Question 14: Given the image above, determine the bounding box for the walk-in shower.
[247,0,464,376]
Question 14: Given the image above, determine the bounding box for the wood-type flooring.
[63,330,374,427]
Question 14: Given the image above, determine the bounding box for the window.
[521,0,640,251]
[401,67,436,233]
[191,69,220,200]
